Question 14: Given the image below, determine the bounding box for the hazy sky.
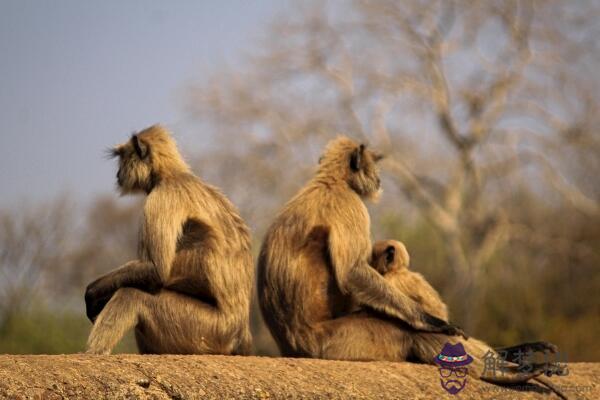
[0,1,283,207]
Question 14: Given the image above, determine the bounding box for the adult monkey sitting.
[258,137,565,398]
[84,125,253,355]
[257,136,465,360]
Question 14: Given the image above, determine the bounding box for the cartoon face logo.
[434,342,473,395]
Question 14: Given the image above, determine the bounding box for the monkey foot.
[85,348,111,356]
[543,362,568,377]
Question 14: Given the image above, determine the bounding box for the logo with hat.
[434,342,473,394]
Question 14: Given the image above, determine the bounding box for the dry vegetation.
[1,0,598,361]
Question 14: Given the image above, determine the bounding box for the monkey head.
[370,240,410,275]
[110,125,189,194]
[317,136,384,200]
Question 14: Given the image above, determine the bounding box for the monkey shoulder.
[144,176,250,252]
[149,174,242,223]
[313,189,369,235]
[145,178,188,209]
[295,180,367,216]
[265,180,369,260]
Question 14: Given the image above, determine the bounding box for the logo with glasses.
[434,342,473,395]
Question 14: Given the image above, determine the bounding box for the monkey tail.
[533,376,568,400]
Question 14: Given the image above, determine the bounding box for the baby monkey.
[369,240,567,398]
[370,240,448,321]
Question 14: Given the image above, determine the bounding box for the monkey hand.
[85,292,111,323]
[439,322,468,339]
[85,280,113,322]
[524,341,558,354]
[422,313,468,339]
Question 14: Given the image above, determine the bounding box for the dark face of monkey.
[111,134,154,194]
[317,137,384,200]
[370,240,410,275]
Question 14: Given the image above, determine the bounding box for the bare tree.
[186,0,599,331]
[0,198,74,328]
[0,194,141,322]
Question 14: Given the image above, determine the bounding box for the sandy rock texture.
[0,355,597,399]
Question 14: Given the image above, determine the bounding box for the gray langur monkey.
[85,124,253,355]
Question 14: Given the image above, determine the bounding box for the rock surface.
[0,355,597,399]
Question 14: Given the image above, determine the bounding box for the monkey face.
[370,240,410,275]
[371,245,396,274]
[348,143,384,201]
[110,134,153,194]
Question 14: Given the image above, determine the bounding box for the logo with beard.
[434,342,473,395]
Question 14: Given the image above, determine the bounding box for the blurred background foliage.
[1,0,599,360]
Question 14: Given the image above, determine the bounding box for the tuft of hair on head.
[316,135,383,199]
[104,146,120,160]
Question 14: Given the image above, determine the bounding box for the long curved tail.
[533,376,568,400]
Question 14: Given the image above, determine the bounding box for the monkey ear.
[385,245,396,264]
[350,144,366,172]
[132,135,149,159]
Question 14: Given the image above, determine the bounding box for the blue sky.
[0,1,284,207]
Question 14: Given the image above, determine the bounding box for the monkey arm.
[85,260,160,322]
[345,263,464,336]
[329,228,465,337]
[142,191,187,282]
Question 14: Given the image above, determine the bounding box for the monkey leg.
[86,287,150,355]
[409,333,558,384]
[133,290,247,355]
[85,260,160,322]
[315,312,413,361]
[494,341,558,363]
